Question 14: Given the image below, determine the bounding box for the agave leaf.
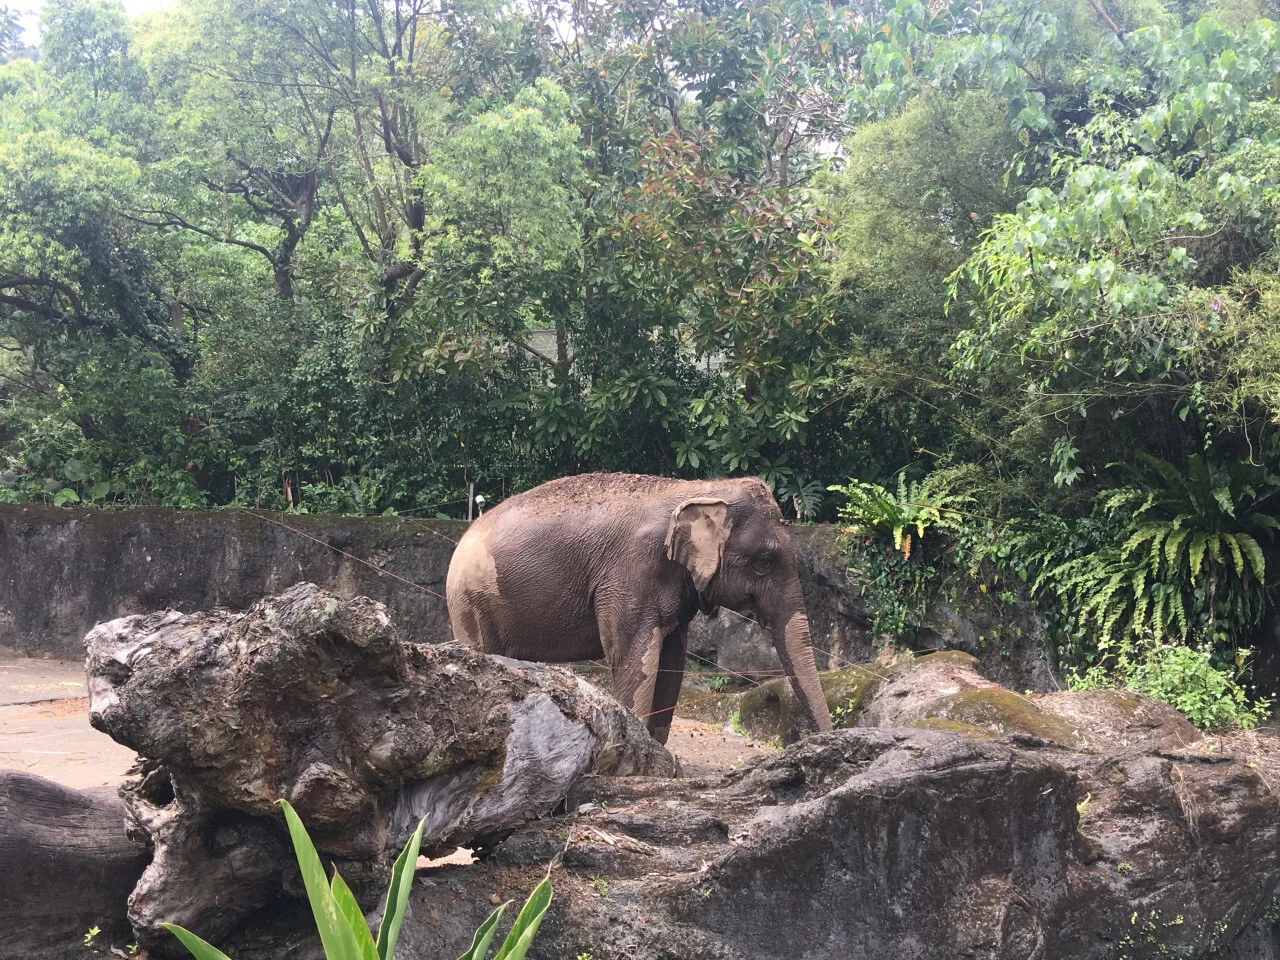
[493,874,553,960]
[376,817,426,960]
[161,924,235,960]
[280,801,365,960]
[456,905,506,960]
[332,871,379,960]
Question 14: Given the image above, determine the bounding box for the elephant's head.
[665,480,834,735]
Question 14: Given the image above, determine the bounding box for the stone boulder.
[244,721,1279,960]
[3,589,1278,960]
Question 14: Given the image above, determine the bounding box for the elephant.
[446,472,834,744]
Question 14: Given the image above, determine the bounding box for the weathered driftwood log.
[0,771,149,958]
[84,583,676,950]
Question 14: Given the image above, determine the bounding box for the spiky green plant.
[1037,455,1279,651]
[830,472,971,559]
[163,801,551,960]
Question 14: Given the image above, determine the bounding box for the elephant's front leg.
[608,623,666,734]
[645,625,688,745]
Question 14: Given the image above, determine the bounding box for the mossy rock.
[909,717,998,739]
[737,667,880,743]
[896,650,982,674]
[1035,689,1201,749]
[915,688,1079,746]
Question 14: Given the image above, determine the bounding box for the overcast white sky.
[18,0,176,38]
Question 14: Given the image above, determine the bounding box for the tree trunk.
[0,771,149,959]
[84,583,676,950]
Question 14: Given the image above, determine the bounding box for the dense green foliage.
[7,0,1280,714]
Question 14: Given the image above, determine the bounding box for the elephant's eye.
[751,554,777,575]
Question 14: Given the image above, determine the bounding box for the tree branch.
[1086,0,1124,42]
[125,210,277,264]
[0,277,86,317]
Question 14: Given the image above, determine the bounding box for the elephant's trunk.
[763,586,833,735]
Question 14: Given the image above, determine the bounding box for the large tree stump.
[84,583,675,949]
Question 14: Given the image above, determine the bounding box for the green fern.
[1028,455,1280,658]
[829,473,972,559]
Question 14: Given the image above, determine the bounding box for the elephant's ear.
[665,498,732,592]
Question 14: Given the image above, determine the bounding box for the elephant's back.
[485,473,689,522]
[446,498,605,659]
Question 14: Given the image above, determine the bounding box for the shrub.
[1068,640,1272,731]
[164,800,551,960]
[830,473,973,641]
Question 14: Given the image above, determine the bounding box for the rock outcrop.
[83,583,675,950]
[242,717,1280,960]
[3,588,1277,960]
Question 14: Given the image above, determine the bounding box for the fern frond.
[1207,535,1224,567]
[1188,533,1208,578]
[1152,588,1168,638]
[1163,528,1189,575]
[1170,591,1188,638]
[1148,528,1169,575]
[1235,532,1266,582]
[1121,526,1162,559]
[1251,513,1280,534]
[1225,534,1246,577]
[1130,587,1151,634]
[1212,484,1237,520]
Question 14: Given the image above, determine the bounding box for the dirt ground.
[0,654,764,791]
[0,654,137,788]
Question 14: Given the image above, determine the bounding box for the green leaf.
[456,904,507,960]
[1225,534,1246,577]
[1188,533,1208,577]
[492,873,552,960]
[1235,532,1266,582]
[376,817,426,960]
[161,924,235,960]
[1164,527,1190,573]
[332,871,379,960]
[1121,525,1162,559]
[279,801,366,960]
[52,487,80,506]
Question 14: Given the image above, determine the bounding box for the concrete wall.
[0,505,872,667]
[0,505,460,659]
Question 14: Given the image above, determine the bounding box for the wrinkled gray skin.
[447,473,834,743]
